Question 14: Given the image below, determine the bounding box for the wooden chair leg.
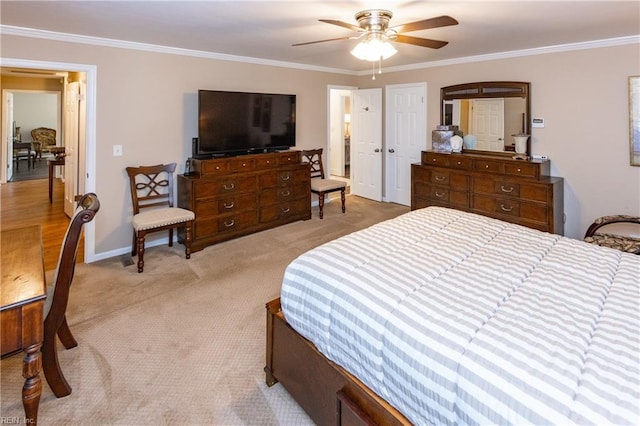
[184,222,192,260]
[57,316,78,350]
[131,231,137,257]
[341,189,346,213]
[42,327,72,398]
[168,228,174,247]
[136,232,145,273]
[318,191,325,219]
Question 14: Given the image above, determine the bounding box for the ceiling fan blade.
[319,19,363,32]
[292,36,355,47]
[394,35,449,49]
[390,15,458,33]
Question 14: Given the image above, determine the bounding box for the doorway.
[327,86,356,188]
[0,58,97,262]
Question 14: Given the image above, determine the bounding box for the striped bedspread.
[280,206,640,425]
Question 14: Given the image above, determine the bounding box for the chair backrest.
[301,149,326,179]
[125,163,177,215]
[46,193,100,320]
[31,127,57,147]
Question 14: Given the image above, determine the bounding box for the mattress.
[280,206,640,425]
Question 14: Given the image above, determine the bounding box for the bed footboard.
[265,298,410,426]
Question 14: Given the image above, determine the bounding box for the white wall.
[13,91,59,142]
[2,33,639,257]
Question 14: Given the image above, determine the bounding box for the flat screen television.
[197,89,296,157]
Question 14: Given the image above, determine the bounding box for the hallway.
[1,177,78,271]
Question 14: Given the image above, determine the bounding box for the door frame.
[0,57,97,262]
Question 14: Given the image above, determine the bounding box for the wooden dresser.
[178,151,311,251]
[411,151,564,235]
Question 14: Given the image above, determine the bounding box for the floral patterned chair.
[584,215,640,254]
[31,127,57,160]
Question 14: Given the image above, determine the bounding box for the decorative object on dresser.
[178,151,311,252]
[301,149,346,219]
[411,151,564,235]
[126,163,195,273]
[441,81,530,156]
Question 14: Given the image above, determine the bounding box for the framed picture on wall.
[630,76,640,166]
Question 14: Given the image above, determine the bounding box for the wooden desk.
[1,225,46,425]
[48,157,65,203]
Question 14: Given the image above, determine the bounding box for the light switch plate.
[532,118,545,128]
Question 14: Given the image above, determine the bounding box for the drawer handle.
[223,182,235,190]
[500,204,513,212]
[223,202,235,209]
[280,190,291,197]
[224,219,235,228]
[456,161,462,165]
[500,185,514,193]
[435,191,445,198]
[281,174,290,181]
[281,207,291,213]
[517,168,522,172]
[434,175,446,182]
[432,158,437,162]
[242,163,247,167]
[485,164,490,169]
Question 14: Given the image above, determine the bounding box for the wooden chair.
[31,127,57,160]
[301,149,346,219]
[42,193,100,397]
[584,215,640,254]
[126,163,195,273]
[13,141,36,170]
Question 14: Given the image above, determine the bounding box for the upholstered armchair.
[31,127,57,159]
[584,215,640,254]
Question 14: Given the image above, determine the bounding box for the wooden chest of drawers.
[411,151,564,235]
[178,151,311,251]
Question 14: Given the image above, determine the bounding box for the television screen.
[198,90,296,157]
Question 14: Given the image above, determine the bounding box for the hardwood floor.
[1,177,81,271]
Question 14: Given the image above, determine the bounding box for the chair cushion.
[132,207,194,231]
[584,233,640,254]
[310,177,346,192]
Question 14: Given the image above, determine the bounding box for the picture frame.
[629,76,640,166]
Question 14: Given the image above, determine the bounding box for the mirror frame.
[440,81,531,157]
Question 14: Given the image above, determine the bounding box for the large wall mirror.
[441,81,531,157]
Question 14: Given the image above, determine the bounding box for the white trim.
[373,35,640,76]
[0,25,357,76]
[2,25,638,77]
[0,57,98,263]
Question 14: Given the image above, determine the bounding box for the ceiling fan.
[293,9,458,52]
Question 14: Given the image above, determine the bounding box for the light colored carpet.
[1,196,409,425]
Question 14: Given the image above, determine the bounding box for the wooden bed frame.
[265,298,411,426]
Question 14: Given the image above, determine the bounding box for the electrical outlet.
[113,145,123,157]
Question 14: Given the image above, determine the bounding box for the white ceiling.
[1,1,639,73]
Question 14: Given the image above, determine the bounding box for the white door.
[385,83,426,206]
[351,88,382,201]
[2,92,15,182]
[470,99,504,151]
[63,81,80,217]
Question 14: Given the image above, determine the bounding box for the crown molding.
[2,25,638,78]
[0,25,357,76]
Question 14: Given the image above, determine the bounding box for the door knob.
[388,149,395,153]
[374,148,380,152]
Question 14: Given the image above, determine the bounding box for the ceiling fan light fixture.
[350,37,397,61]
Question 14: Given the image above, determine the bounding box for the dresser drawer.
[260,183,308,206]
[195,211,258,236]
[260,168,308,188]
[194,193,256,218]
[505,162,538,179]
[255,155,280,170]
[259,198,309,223]
[473,176,521,197]
[277,152,301,165]
[472,194,548,223]
[473,159,504,174]
[194,175,258,198]
[229,157,256,173]
[195,159,230,176]
[422,152,450,167]
[414,182,469,208]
